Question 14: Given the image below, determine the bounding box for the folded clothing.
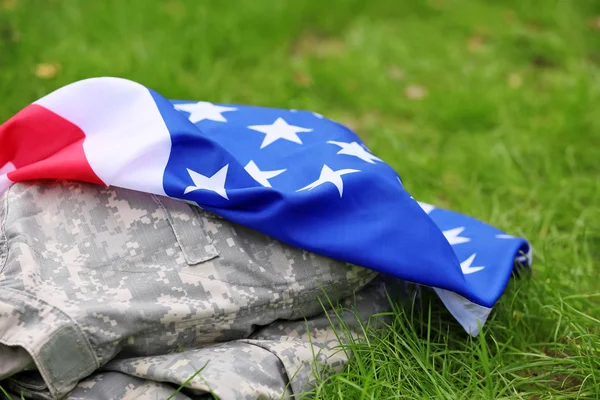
[0,180,381,399]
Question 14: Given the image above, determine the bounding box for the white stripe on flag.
[35,77,172,196]
[0,162,16,194]
[434,288,491,336]
[0,162,15,175]
[0,174,13,194]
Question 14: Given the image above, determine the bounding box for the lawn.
[1,0,599,398]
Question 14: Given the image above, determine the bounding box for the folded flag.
[0,77,531,335]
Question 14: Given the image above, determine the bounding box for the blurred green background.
[1,0,599,398]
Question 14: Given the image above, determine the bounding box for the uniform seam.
[235,339,296,397]
[177,266,376,289]
[152,195,220,265]
[164,280,372,330]
[182,270,372,291]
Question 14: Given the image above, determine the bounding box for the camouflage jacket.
[0,181,393,399]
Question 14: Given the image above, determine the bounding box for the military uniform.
[0,181,402,399]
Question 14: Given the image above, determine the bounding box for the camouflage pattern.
[67,372,197,400]
[0,181,399,399]
[96,276,395,400]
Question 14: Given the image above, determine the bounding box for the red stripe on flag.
[0,104,103,185]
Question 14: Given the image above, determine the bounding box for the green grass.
[1,0,599,398]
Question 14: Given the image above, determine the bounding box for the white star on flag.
[244,160,286,188]
[418,202,435,214]
[184,165,229,200]
[327,141,383,164]
[297,164,360,197]
[174,102,237,123]
[443,227,470,245]
[460,254,485,275]
[248,117,313,149]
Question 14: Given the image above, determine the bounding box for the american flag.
[0,77,531,335]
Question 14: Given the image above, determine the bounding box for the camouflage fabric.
[93,276,394,400]
[0,180,403,399]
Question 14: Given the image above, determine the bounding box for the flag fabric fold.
[0,77,531,335]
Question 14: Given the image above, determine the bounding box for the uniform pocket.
[156,197,379,313]
[153,195,219,266]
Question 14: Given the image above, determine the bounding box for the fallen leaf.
[163,0,185,18]
[526,22,544,32]
[293,71,313,87]
[291,32,346,59]
[590,16,600,31]
[387,65,404,81]
[503,10,517,22]
[508,73,522,89]
[1,0,16,10]
[35,63,61,79]
[404,85,427,100]
[429,0,448,9]
[467,35,486,53]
